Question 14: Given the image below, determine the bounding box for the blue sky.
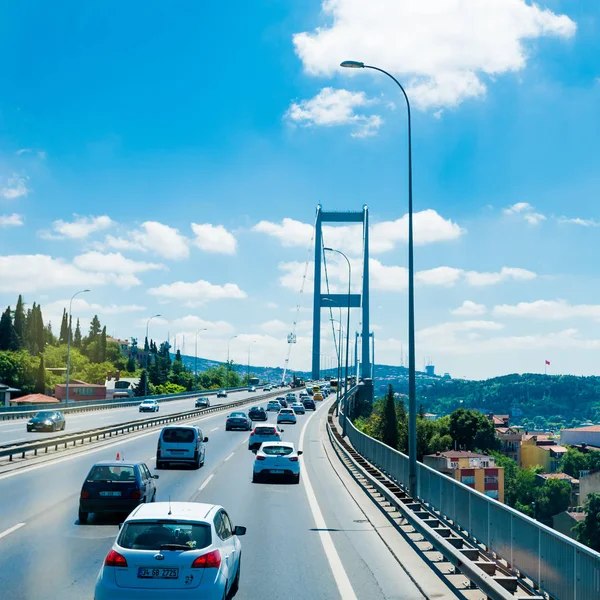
[0,0,599,379]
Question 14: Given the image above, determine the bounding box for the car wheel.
[252,472,261,483]
[78,509,88,523]
[291,474,300,485]
[156,461,165,469]
[230,557,241,596]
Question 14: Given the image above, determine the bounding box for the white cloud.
[265,301,279,309]
[0,213,24,227]
[286,87,383,137]
[191,223,237,254]
[557,217,600,227]
[254,209,464,256]
[100,234,148,252]
[503,202,546,225]
[44,298,146,317]
[132,222,190,260]
[1,174,30,199]
[293,0,576,110]
[493,299,600,321]
[415,266,463,287]
[73,252,165,278]
[46,215,115,240]
[259,319,289,333]
[147,280,247,307]
[464,266,536,286]
[451,300,487,316]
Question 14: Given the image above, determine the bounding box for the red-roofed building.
[54,380,106,402]
[12,393,59,405]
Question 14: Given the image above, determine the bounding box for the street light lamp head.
[323,247,333,251]
[340,60,364,69]
[82,289,91,293]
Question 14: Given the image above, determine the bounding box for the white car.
[139,399,159,413]
[94,502,245,600]
[277,408,297,425]
[252,442,302,484]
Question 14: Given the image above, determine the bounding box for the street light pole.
[341,60,417,497]
[194,328,208,390]
[66,289,90,404]
[227,335,238,388]
[324,247,351,435]
[145,314,161,397]
[330,317,344,416]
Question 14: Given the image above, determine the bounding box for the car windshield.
[230,412,246,418]
[87,465,136,482]
[255,427,275,435]
[35,411,54,418]
[118,521,212,551]
[142,400,154,404]
[162,428,195,443]
[262,446,294,456]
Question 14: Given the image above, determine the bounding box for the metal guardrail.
[0,385,256,420]
[0,389,283,462]
[340,387,600,600]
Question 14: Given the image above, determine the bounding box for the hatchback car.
[267,400,282,412]
[94,502,245,600]
[79,461,158,523]
[216,390,228,398]
[291,402,305,415]
[248,406,267,421]
[302,398,316,411]
[156,426,209,470]
[26,410,65,432]
[248,386,257,392]
[277,409,297,425]
[248,425,284,450]
[195,397,210,409]
[225,412,252,431]
[252,442,302,484]
[139,399,159,413]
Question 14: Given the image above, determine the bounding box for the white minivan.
[156,426,208,470]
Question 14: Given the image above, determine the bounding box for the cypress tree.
[88,315,101,343]
[59,308,69,345]
[100,326,107,362]
[35,354,46,394]
[175,349,182,362]
[35,304,45,355]
[73,319,82,348]
[0,306,18,351]
[45,322,56,346]
[13,295,25,349]
[381,384,399,449]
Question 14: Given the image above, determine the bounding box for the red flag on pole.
[545,360,550,365]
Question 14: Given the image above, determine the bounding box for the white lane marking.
[209,427,219,432]
[0,522,25,540]
[147,456,155,462]
[299,403,358,600]
[224,452,234,462]
[198,474,214,491]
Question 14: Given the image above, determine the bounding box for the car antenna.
[168,495,172,515]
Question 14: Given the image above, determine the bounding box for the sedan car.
[277,409,297,425]
[139,399,159,413]
[302,398,316,411]
[252,442,302,484]
[285,393,296,403]
[248,386,257,392]
[291,402,305,415]
[225,412,252,431]
[267,400,282,412]
[26,410,65,432]
[94,502,245,600]
[79,461,158,523]
[277,397,288,408]
[263,385,272,392]
[195,397,210,409]
[216,390,228,398]
[248,425,283,450]
[248,406,268,421]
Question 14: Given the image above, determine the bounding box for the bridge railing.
[340,387,600,600]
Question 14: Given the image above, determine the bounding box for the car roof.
[161,425,196,431]
[127,502,220,522]
[91,461,141,468]
[260,441,295,449]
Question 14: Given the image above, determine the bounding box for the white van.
[156,426,208,470]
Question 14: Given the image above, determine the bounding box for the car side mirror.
[118,523,123,529]
[234,526,247,536]
[153,475,159,479]
[297,451,303,456]
[203,437,209,443]
[252,449,257,454]
[280,429,284,432]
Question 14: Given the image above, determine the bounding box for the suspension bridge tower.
[312,205,371,382]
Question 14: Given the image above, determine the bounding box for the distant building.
[561,425,600,448]
[12,393,59,405]
[0,383,20,406]
[425,364,435,377]
[107,337,130,355]
[55,379,106,402]
[579,470,600,507]
[423,450,504,502]
[487,413,524,465]
[105,376,139,399]
[552,509,585,540]
[521,435,567,473]
[423,413,438,421]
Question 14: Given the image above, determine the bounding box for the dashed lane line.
[198,474,214,492]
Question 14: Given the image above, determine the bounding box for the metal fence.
[342,387,600,600]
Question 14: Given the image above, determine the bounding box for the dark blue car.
[78,461,158,523]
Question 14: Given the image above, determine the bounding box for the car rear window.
[280,409,294,414]
[255,427,276,435]
[118,521,212,551]
[230,412,245,417]
[162,428,196,443]
[262,446,294,456]
[35,411,54,417]
[87,465,136,482]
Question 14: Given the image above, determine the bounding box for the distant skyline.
[1,1,599,380]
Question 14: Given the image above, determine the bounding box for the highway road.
[0,393,433,600]
[0,388,272,447]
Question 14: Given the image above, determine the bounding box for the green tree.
[45,322,56,347]
[126,355,136,373]
[73,319,82,348]
[418,403,426,418]
[561,448,588,478]
[575,493,600,552]
[449,408,500,452]
[491,452,520,507]
[100,326,107,363]
[0,350,38,393]
[135,370,148,397]
[13,295,25,349]
[381,385,399,449]
[34,354,46,394]
[0,307,18,351]
[59,309,69,345]
[535,478,571,522]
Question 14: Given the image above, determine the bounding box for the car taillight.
[104,549,128,567]
[191,549,221,569]
[256,455,266,461]
[289,457,299,462]
[80,489,90,499]
[131,490,142,500]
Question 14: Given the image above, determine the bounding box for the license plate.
[99,491,121,497]
[138,567,179,579]
[270,469,285,474]
[169,449,185,454]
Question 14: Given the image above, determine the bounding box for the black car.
[78,461,158,523]
[225,411,252,431]
[278,398,288,408]
[26,410,66,432]
[302,398,316,411]
[216,390,228,398]
[248,406,268,421]
[195,397,210,408]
